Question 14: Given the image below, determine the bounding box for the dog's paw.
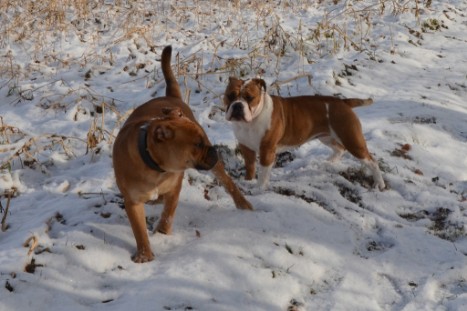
[155,222,173,235]
[154,217,174,235]
[132,250,155,263]
[234,196,253,210]
[247,186,267,196]
[374,179,387,191]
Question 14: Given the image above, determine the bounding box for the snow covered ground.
[1,1,467,310]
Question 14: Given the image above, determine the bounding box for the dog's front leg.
[211,160,253,210]
[124,200,154,263]
[258,145,276,189]
[238,143,256,180]
[156,174,184,235]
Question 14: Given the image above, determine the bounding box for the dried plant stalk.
[23,236,39,255]
[1,190,13,232]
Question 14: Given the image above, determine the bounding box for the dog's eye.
[244,95,253,101]
[195,141,204,149]
[227,93,236,101]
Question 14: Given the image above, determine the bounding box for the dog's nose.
[195,146,219,171]
[230,102,244,120]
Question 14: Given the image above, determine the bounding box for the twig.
[23,236,39,255]
[1,190,13,232]
[5,80,63,106]
[270,73,313,92]
[78,190,114,200]
[0,134,86,169]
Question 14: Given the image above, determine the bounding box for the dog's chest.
[232,97,273,153]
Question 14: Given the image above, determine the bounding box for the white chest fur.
[231,93,273,153]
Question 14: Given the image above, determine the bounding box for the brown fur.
[113,47,252,263]
[224,77,385,190]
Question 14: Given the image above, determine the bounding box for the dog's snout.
[232,102,243,111]
[207,146,219,166]
[195,146,218,171]
[229,102,245,120]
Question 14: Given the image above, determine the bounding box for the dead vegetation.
[399,207,466,241]
[0,0,431,179]
[1,188,15,231]
[24,258,44,274]
[339,166,377,190]
[0,0,431,85]
[391,143,413,160]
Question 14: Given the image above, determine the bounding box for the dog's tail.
[161,46,182,99]
[343,98,373,108]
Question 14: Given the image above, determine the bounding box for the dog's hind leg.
[361,157,386,191]
[345,142,385,191]
[156,174,184,234]
[319,137,345,163]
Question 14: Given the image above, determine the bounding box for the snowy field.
[1,0,467,310]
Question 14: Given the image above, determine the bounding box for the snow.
[1,0,467,310]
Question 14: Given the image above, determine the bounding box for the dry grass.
[0,0,426,79]
[0,0,429,190]
[1,187,15,231]
[0,0,428,91]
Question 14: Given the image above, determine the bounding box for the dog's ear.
[155,125,174,141]
[229,77,244,85]
[162,107,184,119]
[253,78,267,92]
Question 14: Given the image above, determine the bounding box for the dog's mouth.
[226,102,252,122]
[194,146,219,170]
[227,115,247,122]
[227,102,245,121]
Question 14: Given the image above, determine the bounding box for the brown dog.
[223,77,385,190]
[113,47,252,263]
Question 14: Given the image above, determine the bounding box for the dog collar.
[138,123,166,173]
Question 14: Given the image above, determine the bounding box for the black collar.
[138,123,165,172]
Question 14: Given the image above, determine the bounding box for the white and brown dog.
[113,47,252,263]
[223,77,385,190]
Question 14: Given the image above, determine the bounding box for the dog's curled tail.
[161,46,182,99]
[343,98,373,108]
